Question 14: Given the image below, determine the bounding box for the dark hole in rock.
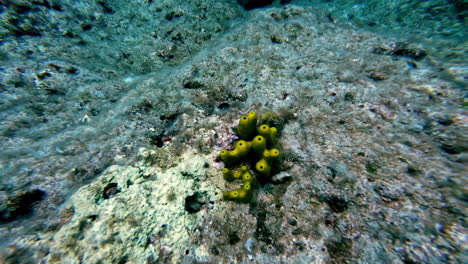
[228,232,241,245]
[406,166,420,176]
[90,108,100,116]
[165,11,183,21]
[437,118,454,126]
[149,133,164,148]
[160,112,178,122]
[288,218,297,226]
[87,214,98,221]
[81,23,93,31]
[97,0,115,14]
[184,192,209,214]
[210,246,219,255]
[324,213,338,228]
[0,189,46,222]
[117,255,128,264]
[37,71,52,80]
[183,80,204,89]
[320,194,349,213]
[440,143,465,155]
[344,92,355,102]
[218,102,230,110]
[238,0,274,10]
[103,183,120,199]
[63,30,75,38]
[51,2,64,11]
[66,66,78,74]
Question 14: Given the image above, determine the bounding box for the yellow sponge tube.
[269,148,280,159]
[256,158,271,176]
[242,171,253,182]
[220,148,245,165]
[247,111,257,128]
[252,136,266,155]
[219,149,233,164]
[258,124,278,146]
[222,168,234,181]
[269,127,278,145]
[223,188,251,202]
[261,149,271,160]
[258,124,270,139]
[237,112,257,140]
[234,140,251,157]
[236,188,249,200]
[232,170,242,180]
[240,165,249,173]
[223,190,239,200]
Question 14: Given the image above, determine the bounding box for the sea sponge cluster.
[220,112,280,202]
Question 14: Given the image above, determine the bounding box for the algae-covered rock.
[7,151,218,263]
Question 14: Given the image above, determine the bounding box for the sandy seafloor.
[0,0,466,263]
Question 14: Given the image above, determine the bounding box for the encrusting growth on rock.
[219,112,281,202]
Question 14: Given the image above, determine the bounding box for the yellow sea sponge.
[232,170,242,180]
[257,124,278,145]
[234,140,251,157]
[269,127,278,145]
[220,111,282,203]
[222,168,234,181]
[223,190,239,200]
[261,149,270,159]
[220,145,250,165]
[247,112,257,131]
[237,112,257,140]
[240,165,249,173]
[229,149,241,160]
[255,158,271,176]
[268,148,280,159]
[252,135,266,155]
[242,171,253,182]
[223,187,251,202]
[236,188,250,200]
[258,124,270,138]
[219,149,233,164]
